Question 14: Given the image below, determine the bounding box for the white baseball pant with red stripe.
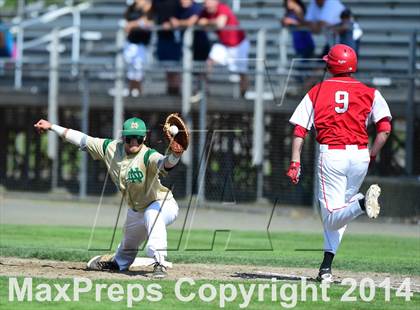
[317,144,369,254]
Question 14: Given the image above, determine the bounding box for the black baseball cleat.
[152,262,167,279]
[316,268,333,283]
[86,254,119,271]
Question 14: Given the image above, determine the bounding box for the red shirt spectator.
[201,2,245,47]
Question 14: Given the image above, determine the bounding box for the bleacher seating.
[0,0,419,109]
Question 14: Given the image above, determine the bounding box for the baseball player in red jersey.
[286,44,392,282]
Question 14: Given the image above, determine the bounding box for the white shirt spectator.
[305,0,345,25]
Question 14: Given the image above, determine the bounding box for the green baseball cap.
[122,117,147,137]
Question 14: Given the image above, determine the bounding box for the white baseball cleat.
[365,184,381,219]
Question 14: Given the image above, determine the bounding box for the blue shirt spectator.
[152,0,181,60]
[175,0,202,22]
[0,19,13,57]
[332,9,362,56]
[282,0,314,59]
[172,0,210,61]
[152,0,182,95]
[305,0,345,28]
[304,0,345,55]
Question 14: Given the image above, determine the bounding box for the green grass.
[1,276,419,310]
[1,224,419,275]
[1,225,419,309]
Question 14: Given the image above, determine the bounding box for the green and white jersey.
[85,136,173,211]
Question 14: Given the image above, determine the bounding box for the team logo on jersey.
[127,167,144,183]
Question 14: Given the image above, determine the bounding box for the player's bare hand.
[286,161,301,185]
[34,119,52,134]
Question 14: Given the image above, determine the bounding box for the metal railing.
[10,1,91,89]
[8,1,91,192]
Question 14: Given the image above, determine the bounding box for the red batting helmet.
[323,44,357,75]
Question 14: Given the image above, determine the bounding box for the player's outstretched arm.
[161,152,182,171]
[34,119,87,148]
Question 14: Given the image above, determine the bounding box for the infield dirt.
[1,256,419,292]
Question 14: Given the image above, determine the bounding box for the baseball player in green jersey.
[34,117,186,278]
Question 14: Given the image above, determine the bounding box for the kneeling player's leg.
[144,198,179,264]
[114,208,147,271]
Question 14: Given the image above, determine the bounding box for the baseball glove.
[163,113,190,155]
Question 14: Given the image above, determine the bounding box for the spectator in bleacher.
[0,18,13,58]
[153,0,182,95]
[282,0,315,87]
[282,0,315,59]
[170,0,210,63]
[170,0,211,96]
[304,0,345,55]
[199,0,250,97]
[124,0,154,97]
[331,9,362,56]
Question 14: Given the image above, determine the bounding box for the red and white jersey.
[289,76,392,145]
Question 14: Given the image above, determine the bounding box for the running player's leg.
[319,150,364,231]
[345,148,370,209]
[144,198,179,264]
[114,208,147,271]
[318,149,348,258]
[321,189,365,256]
[317,148,367,281]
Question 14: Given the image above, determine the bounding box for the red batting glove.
[286,161,301,184]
